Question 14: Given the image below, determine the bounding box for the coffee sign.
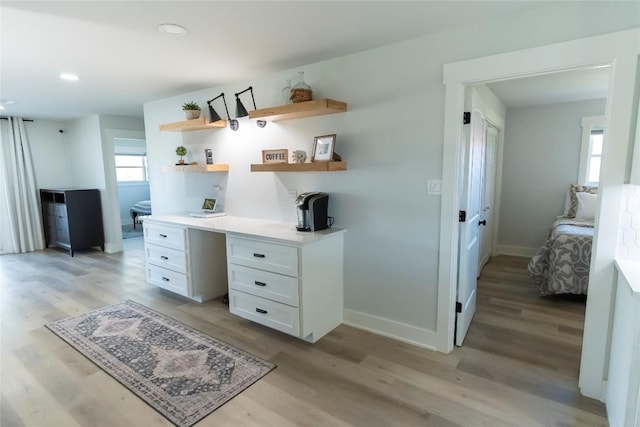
[262,149,289,164]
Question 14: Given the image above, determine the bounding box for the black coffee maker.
[295,192,329,231]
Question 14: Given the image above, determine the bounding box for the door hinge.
[463,112,471,124]
[459,210,466,222]
[456,302,462,313]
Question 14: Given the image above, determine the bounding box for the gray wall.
[143,2,638,343]
[498,99,606,253]
[118,184,150,224]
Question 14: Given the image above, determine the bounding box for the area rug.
[122,224,143,239]
[46,300,275,427]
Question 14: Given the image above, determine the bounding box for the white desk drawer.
[145,244,187,274]
[144,223,186,251]
[229,290,300,337]
[228,264,299,307]
[227,236,298,277]
[147,264,189,297]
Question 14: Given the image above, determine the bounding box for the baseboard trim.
[496,244,537,258]
[343,309,439,352]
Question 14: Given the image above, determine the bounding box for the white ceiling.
[0,1,595,121]
[485,66,610,109]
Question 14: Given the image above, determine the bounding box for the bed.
[129,200,152,229]
[528,217,594,296]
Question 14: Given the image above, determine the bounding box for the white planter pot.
[184,110,200,120]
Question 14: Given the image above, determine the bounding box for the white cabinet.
[144,221,227,303]
[607,260,640,427]
[226,234,344,343]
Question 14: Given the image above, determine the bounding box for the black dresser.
[40,188,105,256]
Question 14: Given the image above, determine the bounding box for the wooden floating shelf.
[249,98,347,122]
[159,118,227,132]
[250,162,347,172]
[163,164,229,173]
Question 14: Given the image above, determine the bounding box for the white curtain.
[0,117,45,254]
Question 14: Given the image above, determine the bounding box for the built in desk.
[143,214,345,343]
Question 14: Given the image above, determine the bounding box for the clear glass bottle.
[281,79,292,105]
[290,71,312,103]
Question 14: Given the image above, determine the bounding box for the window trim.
[578,115,605,186]
[114,153,148,183]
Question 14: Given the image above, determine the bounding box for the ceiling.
[485,67,610,109]
[0,1,602,121]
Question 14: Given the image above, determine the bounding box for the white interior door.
[478,125,498,273]
[455,110,485,346]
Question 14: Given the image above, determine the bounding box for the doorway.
[455,68,610,347]
[436,29,639,401]
[113,137,149,240]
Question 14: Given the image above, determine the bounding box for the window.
[115,154,148,182]
[579,115,605,186]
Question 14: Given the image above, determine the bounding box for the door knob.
[479,220,487,226]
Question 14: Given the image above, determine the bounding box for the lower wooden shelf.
[250,161,347,172]
[162,164,229,173]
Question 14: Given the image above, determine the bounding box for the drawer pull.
[161,277,170,282]
[159,234,167,238]
[254,281,267,287]
[256,308,268,314]
[160,255,169,260]
[253,253,266,258]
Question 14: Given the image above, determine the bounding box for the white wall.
[143,2,639,347]
[98,116,146,251]
[64,115,145,253]
[24,120,72,190]
[65,115,105,188]
[498,99,606,254]
[618,184,640,260]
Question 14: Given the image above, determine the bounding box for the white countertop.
[615,258,640,295]
[144,214,345,245]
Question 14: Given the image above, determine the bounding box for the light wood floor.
[0,240,607,426]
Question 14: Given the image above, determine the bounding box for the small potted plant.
[176,146,187,164]
[182,101,201,120]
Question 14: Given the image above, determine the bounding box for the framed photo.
[201,198,217,211]
[312,134,336,162]
[262,149,288,164]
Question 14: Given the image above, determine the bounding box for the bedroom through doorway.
[457,66,610,376]
[113,136,149,240]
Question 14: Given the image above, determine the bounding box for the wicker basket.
[290,88,312,103]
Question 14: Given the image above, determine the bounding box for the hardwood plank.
[0,245,606,426]
[0,394,27,427]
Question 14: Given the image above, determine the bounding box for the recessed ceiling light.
[0,100,16,110]
[60,73,80,81]
[158,23,187,35]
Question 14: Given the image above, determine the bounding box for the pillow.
[575,191,597,220]
[567,184,598,218]
[562,190,571,216]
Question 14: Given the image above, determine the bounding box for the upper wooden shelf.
[162,164,229,173]
[250,161,347,172]
[249,98,347,122]
[159,118,226,132]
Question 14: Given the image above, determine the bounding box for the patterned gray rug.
[46,300,275,427]
[122,223,143,239]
